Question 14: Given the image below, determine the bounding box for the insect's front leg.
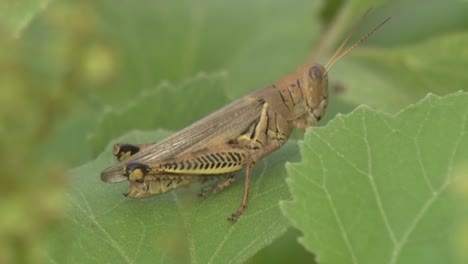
[199,174,236,198]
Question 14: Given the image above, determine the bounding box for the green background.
[1,0,468,263]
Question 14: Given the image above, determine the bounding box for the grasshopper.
[101,13,391,221]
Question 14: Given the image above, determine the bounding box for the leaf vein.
[362,111,397,245]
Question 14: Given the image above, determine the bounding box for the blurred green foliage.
[1,0,468,263]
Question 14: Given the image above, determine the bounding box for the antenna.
[324,11,391,73]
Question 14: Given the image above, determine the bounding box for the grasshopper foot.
[228,204,246,222]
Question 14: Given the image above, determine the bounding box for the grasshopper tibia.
[125,162,151,183]
[113,143,154,161]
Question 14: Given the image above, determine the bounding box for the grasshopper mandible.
[101,13,391,221]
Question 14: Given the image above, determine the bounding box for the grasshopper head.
[290,13,391,129]
[283,63,329,129]
[301,63,329,121]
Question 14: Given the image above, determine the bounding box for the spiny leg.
[227,132,288,221]
[113,143,154,161]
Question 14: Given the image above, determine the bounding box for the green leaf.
[247,229,316,264]
[89,72,230,155]
[329,32,468,112]
[48,130,298,264]
[42,110,101,166]
[359,0,468,47]
[0,0,49,38]
[4,0,468,263]
[37,0,323,166]
[281,92,468,264]
[34,0,468,166]
[86,0,323,105]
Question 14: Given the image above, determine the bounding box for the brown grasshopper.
[101,14,391,221]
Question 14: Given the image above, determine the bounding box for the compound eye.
[125,162,150,183]
[308,64,323,81]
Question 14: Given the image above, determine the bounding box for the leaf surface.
[282,92,468,264]
[48,130,298,264]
